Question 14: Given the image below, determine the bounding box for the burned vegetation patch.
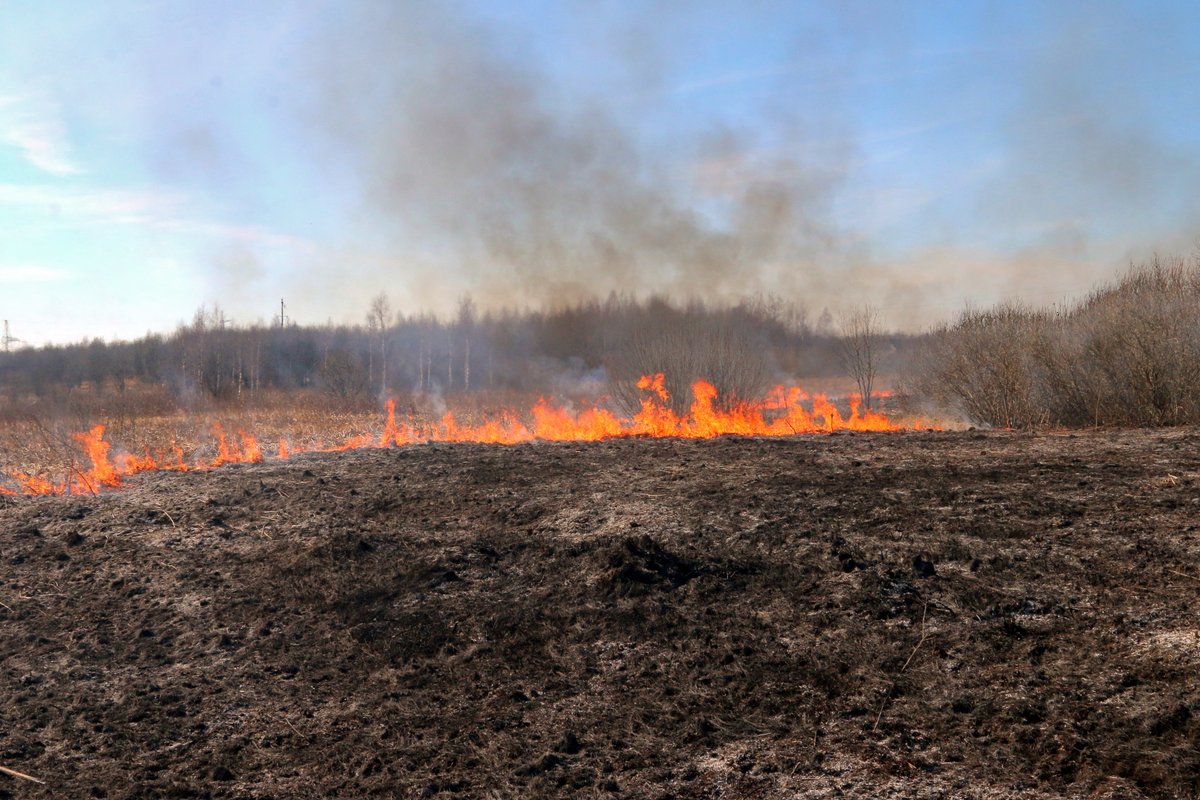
[1,429,1200,798]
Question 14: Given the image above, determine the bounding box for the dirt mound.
[2,430,1199,798]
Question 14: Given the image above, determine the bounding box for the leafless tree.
[457,294,476,392]
[1,292,914,417]
[609,300,771,415]
[840,305,881,410]
[366,293,392,396]
[320,349,369,398]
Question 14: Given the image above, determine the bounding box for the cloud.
[0,264,72,283]
[154,219,317,252]
[0,181,315,252]
[0,182,182,221]
[0,90,82,175]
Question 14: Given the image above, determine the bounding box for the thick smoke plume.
[298,3,848,313]
[49,2,1197,332]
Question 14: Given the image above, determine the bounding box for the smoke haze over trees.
[0,295,921,420]
[6,255,1200,431]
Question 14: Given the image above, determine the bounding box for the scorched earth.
[1,429,1199,799]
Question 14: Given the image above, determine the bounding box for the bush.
[909,256,1200,428]
[607,301,772,414]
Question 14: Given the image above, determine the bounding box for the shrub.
[909,256,1200,428]
[606,301,772,415]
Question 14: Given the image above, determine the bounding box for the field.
[2,429,1199,798]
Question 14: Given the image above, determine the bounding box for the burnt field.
[2,429,1199,799]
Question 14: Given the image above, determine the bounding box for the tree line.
[0,294,924,417]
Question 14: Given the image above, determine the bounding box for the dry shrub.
[910,255,1200,427]
[607,301,772,414]
[911,302,1047,428]
[1072,260,1200,425]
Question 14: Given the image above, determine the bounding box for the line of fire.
[1,374,927,496]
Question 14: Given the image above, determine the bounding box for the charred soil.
[2,430,1199,798]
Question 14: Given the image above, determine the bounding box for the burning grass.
[0,375,928,495]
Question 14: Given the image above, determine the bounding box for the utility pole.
[1,320,23,353]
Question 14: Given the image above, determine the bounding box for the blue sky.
[2,1,1199,344]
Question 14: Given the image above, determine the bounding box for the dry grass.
[0,388,556,484]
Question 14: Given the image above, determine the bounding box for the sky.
[2,0,1199,345]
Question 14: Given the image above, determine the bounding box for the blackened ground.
[2,430,1200,799]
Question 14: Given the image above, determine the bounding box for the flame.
[2,375,924,495]
[210,423,264,466]
[73,425,121,488]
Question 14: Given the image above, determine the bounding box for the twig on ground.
[873,600,930,733]
[67,461,97,496]
[901,601,930,671]
[871,689,892,733]
[0,764,46,784]
[1167,568,1199,583]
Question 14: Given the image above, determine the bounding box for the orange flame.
[2,375,924,495]
[72,425,121,488]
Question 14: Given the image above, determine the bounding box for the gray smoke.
[971,7,1200,305]
[58,1,1199,332]
[297,2,849,312]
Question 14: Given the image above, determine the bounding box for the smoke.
[290,2,1200,329]
[296,2,850,313]
[22,1,1200,336]
[969,5,1200,304]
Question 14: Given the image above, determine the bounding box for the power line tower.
[2,320,23,352]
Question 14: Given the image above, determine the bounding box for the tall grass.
[909,256,1200,428]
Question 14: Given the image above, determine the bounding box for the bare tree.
[457,294,476,392]
[840,305,881,410]
[366,293,392,396]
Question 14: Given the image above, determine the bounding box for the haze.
[2,0,1198,345]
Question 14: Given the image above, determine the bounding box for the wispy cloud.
[670,58,945,98]
[0,181,319,256]
[0,182,184,221]
[0,264,72,282]
[0,91,82,175]
[155,218,318,251]
[672,63,810,95]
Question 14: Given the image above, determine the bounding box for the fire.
[1,375,923,495]
[72,425,121,489]
[211,423,263,466]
